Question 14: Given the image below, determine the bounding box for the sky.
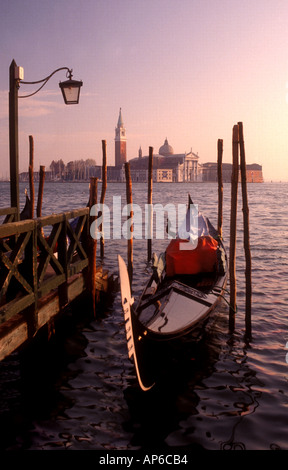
[1,0,288,181]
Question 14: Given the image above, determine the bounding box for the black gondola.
[118,196,227,391]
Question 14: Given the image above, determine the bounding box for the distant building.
[18,109,263,184]
[201,162,264,182]
[245,164,264,183]
[128,138,200,183]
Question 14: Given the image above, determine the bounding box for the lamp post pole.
[9,59,20,221]
[8,59,82,221]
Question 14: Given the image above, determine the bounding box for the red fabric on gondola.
[166,236,218,276]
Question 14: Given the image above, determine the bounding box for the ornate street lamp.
[59,70,83,105]
[9,59,83,219]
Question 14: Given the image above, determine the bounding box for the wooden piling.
[88,177,98,316]
[229,125,239,331]
[125,162,133,286]
[37,166,46,218]
[147,146,153,262]
[217,139,223,239]
[238,122,252,337]
[100,140,107,258]
[29,135,34,219]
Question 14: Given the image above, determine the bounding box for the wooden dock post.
[125,162,133,286]
[100,140,107,258]
[29,135,35,219]
[217,139,223,239]
[147,146,153,262]
[229,125,239,332]
[88,177,98,316]
[37,165,46,218]
[238,122,252,338]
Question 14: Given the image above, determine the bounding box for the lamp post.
[9,59,83,220]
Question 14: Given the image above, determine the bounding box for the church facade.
[110,109,200,183]
[128,139,200,183]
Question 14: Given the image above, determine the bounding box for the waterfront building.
[201,162,264,182]
[18,109,263,183]
[128,138,200,183]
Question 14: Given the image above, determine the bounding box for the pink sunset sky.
[1,0,288,181]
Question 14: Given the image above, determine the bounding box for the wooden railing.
[0,207,18,224]
[0,207,90,332]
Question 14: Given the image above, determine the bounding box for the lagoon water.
[0,181,287,450]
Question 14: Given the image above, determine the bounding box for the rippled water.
[0,181,287,450]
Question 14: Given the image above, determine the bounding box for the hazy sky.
[1,0,288,181]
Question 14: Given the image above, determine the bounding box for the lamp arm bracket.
[19,67,72,99]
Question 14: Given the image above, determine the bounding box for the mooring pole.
[29,135,34,219]
[37,166,46,218]
[238,122,252,338]
[229,125,239,332]
[100,140,107,258]
[217,139,223,239]
[125,162,133,286]
[147,146,153,262]
[88,177,98,316]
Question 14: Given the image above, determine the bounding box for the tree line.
[50,158,98,180]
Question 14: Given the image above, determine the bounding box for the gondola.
[118,195,228,391]
[20,188,32,220]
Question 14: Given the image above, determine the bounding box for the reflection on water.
[0,181,288,450]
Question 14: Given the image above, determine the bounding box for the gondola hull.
[118,200,228,391]
[119,248,227,391]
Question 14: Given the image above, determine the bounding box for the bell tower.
[115,108,127,167]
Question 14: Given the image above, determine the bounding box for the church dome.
[159,138,174,156]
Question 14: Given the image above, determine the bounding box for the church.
[107,109,201,183]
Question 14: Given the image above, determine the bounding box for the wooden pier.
[0,203,113,362]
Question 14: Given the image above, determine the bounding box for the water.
[0,181,287,451]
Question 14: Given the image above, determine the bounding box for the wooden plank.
[36,213,66,227]
[0,219,34,238]
[37,295,60,329]
[66,216,88,263]
[67,274,85,302]
[37,208,89,228]
[0,231,34,298]
[0,207,17,217]
[0,293,35,325]
[0,198,110,361]
[0,263,110,361]
[0,322,28,362]
[68,258,89,276]
[37,273,66,298]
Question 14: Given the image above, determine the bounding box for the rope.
[211,287,238,314]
